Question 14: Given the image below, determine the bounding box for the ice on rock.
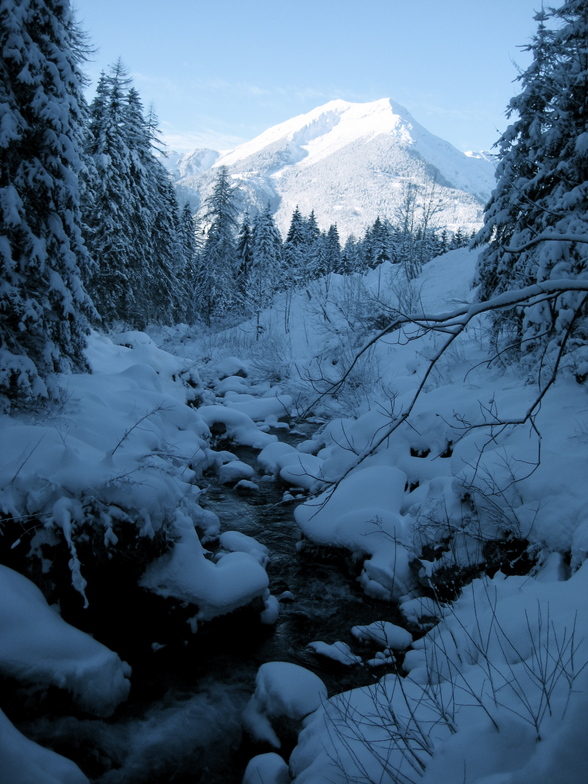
[243,662,327,748]
[0,708,89,784]
[0,565,131,717]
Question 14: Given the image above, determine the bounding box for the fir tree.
[236,212,254,305]
[283,206,307,287]
[178,202,200,323]
[0,0,95,407]
[324,224,342,275]
[83,62,137,325]
[248,205,283,336]
[83,64,183,328]
[199,166,240,324]
[475,2,588,354]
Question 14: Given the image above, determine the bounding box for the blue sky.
[73,0,543,154]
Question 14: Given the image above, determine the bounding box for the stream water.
[14,427,405,784]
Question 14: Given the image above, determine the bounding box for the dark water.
[13,429,404,784]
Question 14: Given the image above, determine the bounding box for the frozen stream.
[13,430,403,784]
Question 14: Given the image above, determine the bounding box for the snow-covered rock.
[351,621,413,650]
[243,752,291,784]
[0,565,131,717]
[0,708,89,784]
[243,662,327,748]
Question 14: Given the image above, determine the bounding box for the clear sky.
[72,0,544,155]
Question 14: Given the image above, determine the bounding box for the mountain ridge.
[167,98,496,239]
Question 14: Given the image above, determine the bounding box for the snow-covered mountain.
[168,98,496,239]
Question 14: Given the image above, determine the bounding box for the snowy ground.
[1,248,588,782]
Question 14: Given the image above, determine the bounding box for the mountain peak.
[170,98,495,239]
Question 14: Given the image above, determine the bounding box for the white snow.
[0,565,130,717]
[351,621,413,650]
[294,464,414,599]
[0,708,89,784]
[173,98,495,239]
[4,234,588,784]
[139,511,269,622]
[243,752,291,784]
[242,662,327,748]
[307,641,362,666]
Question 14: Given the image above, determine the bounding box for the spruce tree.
[324,224,342,275]
[475,2,588,354]
[248,205,283,335]
[236,212,254,305]
[199,166,240,324]
[83,65,183,328]
[83,62,137,325]
[283,206,307,287]
[178,202,200,323]
[0,0,95,407]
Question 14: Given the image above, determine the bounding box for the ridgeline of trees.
[1,0,587,410]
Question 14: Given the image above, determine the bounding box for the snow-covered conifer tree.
[198,166,240,324]
[83,62,137,324]
[84,66,184,328]
[476,2,588,354]
[248,205,283,337]
[0,0,95,407]
[283,206,307,287]
[324,224,342,275]
[177,202,200,323]
[236,212,254,305]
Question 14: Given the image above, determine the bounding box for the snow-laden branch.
[300,279,588,497]
[504,234,588,253]
[299,278,588,422]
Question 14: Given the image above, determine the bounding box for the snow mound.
[198,405,277,449]
[243,662,327,748]
[307,641,362,666]
[351,621,413,650]
[295,465,415,598]
[140,511,268,622]
[244,752,290,784]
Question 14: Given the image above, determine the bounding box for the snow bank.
[224,393,293,423]
[0,565,130,717]
[295,465,414,598]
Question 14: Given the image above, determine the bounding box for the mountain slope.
[170,98,495,239]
